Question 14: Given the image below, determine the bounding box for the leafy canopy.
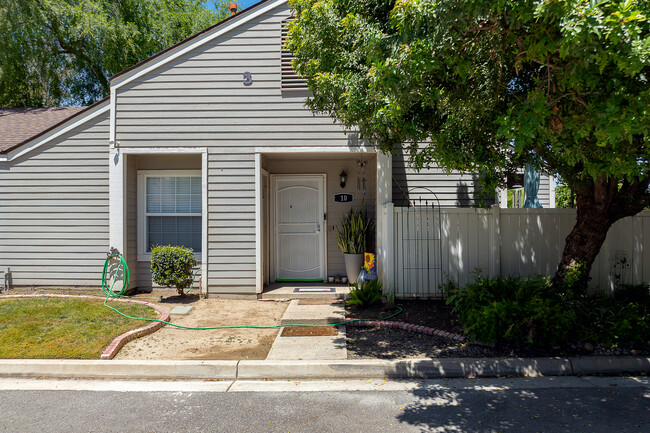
[287,0,649,201]
[0,0,233,106]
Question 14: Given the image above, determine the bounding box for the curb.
[0,360,238,380]
[0,294,169,360]
[0,357,648,381]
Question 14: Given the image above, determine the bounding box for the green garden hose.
[101,253,402,330]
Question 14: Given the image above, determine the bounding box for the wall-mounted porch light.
[339,170,347,188]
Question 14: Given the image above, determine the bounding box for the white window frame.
[137,169,202,261]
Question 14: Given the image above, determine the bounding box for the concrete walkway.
[266,299,347,360]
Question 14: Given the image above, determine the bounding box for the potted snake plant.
[336,207,374,284]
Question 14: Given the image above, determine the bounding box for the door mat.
[281,326,339,337]
[293,288,335,293]
[298,299,344,305]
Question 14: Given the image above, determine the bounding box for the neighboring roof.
[110,0,277,85]
[0,107,85,153]
[0,98,109,156]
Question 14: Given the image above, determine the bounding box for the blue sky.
[204,1,261,12]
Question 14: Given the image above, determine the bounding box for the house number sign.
[334,193,354,203]
[243,71,253,86]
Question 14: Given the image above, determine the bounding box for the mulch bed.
[281,326,339,337]
[345,300,600,359]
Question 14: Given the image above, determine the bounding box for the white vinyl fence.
[382,204,650,298]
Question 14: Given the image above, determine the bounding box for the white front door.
[273,175,325,281]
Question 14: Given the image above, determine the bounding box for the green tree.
[0,0,233,106]
[555,184,575,209]
[287,0,650,290]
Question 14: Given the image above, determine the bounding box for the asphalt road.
[0,377,648,432]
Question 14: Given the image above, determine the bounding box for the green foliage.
[555,184,575,208]
[444,275,572,346]
[150,245,197,296]
[288,0,650,286]
[444,275,650,349]
[335,207,374,254]
[347,279,383,308]
[0,0,233,106]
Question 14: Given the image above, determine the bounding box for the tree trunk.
[551,175,648,291]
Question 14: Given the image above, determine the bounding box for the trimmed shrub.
[150,245,197,296]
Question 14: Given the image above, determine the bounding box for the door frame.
[269,173,327,283]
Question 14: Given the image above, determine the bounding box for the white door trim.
[270,174,327,282]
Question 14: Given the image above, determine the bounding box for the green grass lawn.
[0,298,157,359]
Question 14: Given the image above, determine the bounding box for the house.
[0,0,554,296]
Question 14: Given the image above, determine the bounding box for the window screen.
[145,176,201,252]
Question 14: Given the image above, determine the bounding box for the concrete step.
[280,299,346,326]
[259,284,350,300]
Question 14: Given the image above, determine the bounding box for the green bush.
[347,279,383,308]
[443,275,650,349]
[150,245,197,296]
[444,275,572,346]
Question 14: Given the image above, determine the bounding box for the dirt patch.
[281,326,339,337]
[2,288,288,360]
[115,293,288,360]
[345,300,607,359]
[298,299,344,305]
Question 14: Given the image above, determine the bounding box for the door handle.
[315,224,321,233]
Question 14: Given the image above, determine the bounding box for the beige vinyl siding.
[0,111,110,286]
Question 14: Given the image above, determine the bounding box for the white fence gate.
[383,204,650,298]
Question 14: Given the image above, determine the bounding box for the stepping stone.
[169,305,193,315]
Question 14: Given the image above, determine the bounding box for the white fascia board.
[0,101,110,163]
[116,147,208,154]
[110,0,287,90]
[256,145,376,154]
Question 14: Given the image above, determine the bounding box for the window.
[139,171,202,254]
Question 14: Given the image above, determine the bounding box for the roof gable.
[110,0,286,89]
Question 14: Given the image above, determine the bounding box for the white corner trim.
[111,0,287,90]
[0,102,110,163]
[255,153,262,293]
[109,88,117,146]
[201,152,208,296]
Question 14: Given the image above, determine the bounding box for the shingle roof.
[0,107,86,153]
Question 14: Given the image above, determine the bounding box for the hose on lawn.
[101,252,403,330]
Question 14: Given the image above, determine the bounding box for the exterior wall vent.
[281,18,308,91]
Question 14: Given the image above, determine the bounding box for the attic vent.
[281,18,308,91]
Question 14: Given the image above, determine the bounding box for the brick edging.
[345,318,466,342]
[0,294,169,360]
